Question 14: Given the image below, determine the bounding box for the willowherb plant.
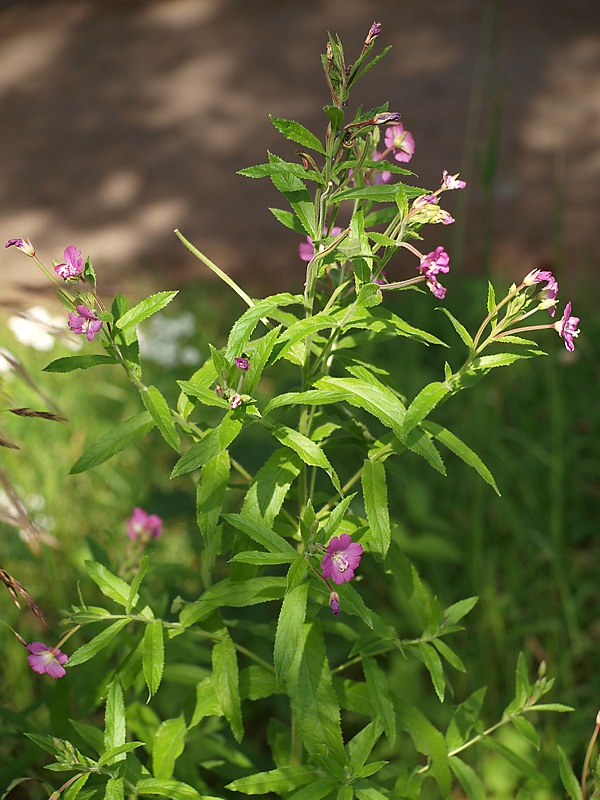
[4,23,583,800]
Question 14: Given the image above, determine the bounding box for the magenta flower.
[418,246,450,299]
[384,123,415,163]
[364,21,382,46]
[5,238,35,256]
[321,533,363,585]
[442,170,466,190]
[127,507,163,541]
[235,357,249,371]
[371,151,392,185]
[299,226,343,262]
[26,642,68,679]
[554,302,580,352]
[55,245,83,280]
[67,304,102,342]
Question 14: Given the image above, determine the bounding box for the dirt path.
[1,0,599,308]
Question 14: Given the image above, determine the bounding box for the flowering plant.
[3,23,582,799]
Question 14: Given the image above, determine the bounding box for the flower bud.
[329,591,340,615]
[235,357,250,371]
[5,238,35,257]
[229,392,242,409]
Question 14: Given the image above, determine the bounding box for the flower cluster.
[214,356,251,409]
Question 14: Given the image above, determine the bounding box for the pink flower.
[554,302,580,352]
[67,304,102,342]
[127,507,163,541]
[26,642,68,679]
[321,533,363,585]
[418,246,450,299]
[442,170,466,190]
[55,245,83,280]
[384,123,415,163]
[299,226,343,262]
[5,238,35,256]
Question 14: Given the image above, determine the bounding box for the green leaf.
[397,700,451,796]
[70,411,155,474]
[314,375,405,438]
[449,756,487,800]
[104,679,126,757]
[270,115,325,154]
[444,596,478,626]
[274,314,339,362]
[223,513,297,554]
[339,306,447,347]
[287,622,345,764]
[114,291,178,332]
[362,658,396,745]
[557,744,581,800]
[97,741,144,767]
[245,324,282,394]
[224,293,302,363]
[321,493,357,539]
[401,382,449,437]
[511,715,540,749]
[418,642,446,701]
[152,716,187,780]
[241,448,301,527]
[134,778,202,800]
[171,416,243,478]
[105,777,125,800]
[230,551,296,566]
[361,460,391,556]
[438,307,474,349]
[480,738,548,785]
[431,638,466,672]
[421,421,499,494]
[63,773,91,799]
[127,555,149,614]
[143,620,165,698]
[67,618,131,666]
[227,765,317,794]
[269,171,315,238]
[274,583,308,685]
[269,207,308,234]
[86,561,137,608]
[179,577,286,627]
[271,424,335,474]
[141,386,180,451]
[196,451,230,583]
[346,720,384,771]
[213,633,243,742]
[43,354,117,373]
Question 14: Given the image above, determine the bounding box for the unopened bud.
[329,591,340,615]
[372,112,402,125]
[214,384,224,397]
[235,357,249,371]
[364,21,382,46]
[596,709,600,726]
[229,392,242,410]
[5,238,35,257]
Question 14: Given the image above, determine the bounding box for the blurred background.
[1,0,599,303]
[1,1,600,795]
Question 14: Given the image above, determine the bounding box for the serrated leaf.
[401,382,449,437]
[143,620,164,698]
[431,638,466,672]
[269,171,316,238]
[213,634,243,742]
[64,773,91,800]
[274,583,308,685]
[105,777,124,800]
[443,596,478,626]
[230,551,296,565]
[397,700,451,795]
[70,411,154,474]
[104,679,126,756]
[86,561,137,607]
[67,618,131,666]
[179,577,286,627]
[241,448,301,527]
[141,386,179,451]
[321,493,357,538]
[418,642,446,701]
[449,756,487,800]
[438,307,474,349]
[511,715,540,749]
[134,778,202,800]
[346,720,384,771]
[270,116,325,154]
[43,354,116,373]
[127,555,149,614]
[361,460,391,556]
[97,741,143,767]
[171,416,242,478]
[152,716,186,780]
[269,207,308,234]
[224,513,297,554]
[114,291,178,332]
[557,744,581,800]
[224,293,301,363]
[362,658,396,745]
[480,738,548,784]
[227,766,317,794]
[287,621,345,764]
[421,421,499,494]
[270,424,332,471]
